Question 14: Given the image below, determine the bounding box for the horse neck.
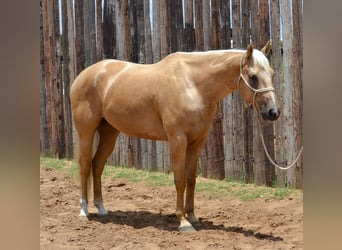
[191,51,244,105]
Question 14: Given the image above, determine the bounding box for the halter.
[237,55,275,108]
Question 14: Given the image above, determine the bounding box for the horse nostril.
[269,109,279,119]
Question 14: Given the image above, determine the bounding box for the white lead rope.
[238,55,303,170]
[256,117,304,170]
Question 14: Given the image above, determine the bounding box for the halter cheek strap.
[237,55,275,108]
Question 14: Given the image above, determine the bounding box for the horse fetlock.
[94,200,108,215]
[79,198,89,218]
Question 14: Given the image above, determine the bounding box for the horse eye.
[249,75,258,88]
[249,75,257,81]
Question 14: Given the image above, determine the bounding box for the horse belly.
[103,102,167,140]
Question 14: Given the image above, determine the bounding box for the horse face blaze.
[259,91,280,121]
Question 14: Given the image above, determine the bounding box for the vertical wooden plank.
[152,0,161,61]
[144,0,152,64]
[281,0,297,187]
[126,0,135,168]
[127,0,138,168]
[195,0,203,51]
[137,0,145,63]
[40,1,48,154]
[200,0,225,180]
[115,0,125,60]
[281,0,303,188]
[123,0,131,60]
[202,0,211,50]
[231,0,245,181]
[103,0,116,59]
[160,0,172,172]
[241,0,250,47]
[261,0,275,187]
[183,0,194,52]
[96,0,103,61]
[102,0,117,165]
[61,0,73,159]
[250,0,257,46]
[142,0,153,170]
[75,0,85,74]
[292,0,303,189]
[220,0,231,49]
[194,0,204,175]
[141,139,148,170]
[220,0,234,179]
[83,0,96,67]
[160,0,170,57]
[130,0,146,170]
[210,0,225,180]
[176,0,184,51]
[151,0,161,170]
[114,0,126,167]
[42,0,59,156]
[53,0,65,158]
[250,0,275,186]
[199,0,211,177]
[223,93,234,179]
[130,0,139,63]
[169,0,177,52]
[270,0,286,187]
[67,0,77,159]
[211,0,220,49]
[240,0,254,183]
[231,0,241,48]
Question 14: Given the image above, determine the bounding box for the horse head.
[238,42,280,121]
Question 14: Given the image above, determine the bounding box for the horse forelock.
[252,49,270,70]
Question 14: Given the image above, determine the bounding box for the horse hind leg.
[92,119,119,215]
[76,129,97,218]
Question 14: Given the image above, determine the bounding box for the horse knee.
[174,178,186,191]
[79,162,91,177]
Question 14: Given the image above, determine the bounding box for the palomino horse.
[70,42,280,232]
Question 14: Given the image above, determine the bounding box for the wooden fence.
[40,0,303,188]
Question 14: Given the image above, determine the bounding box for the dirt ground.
[40,166,303,250]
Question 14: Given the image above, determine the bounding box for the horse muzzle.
[261,106,280,121]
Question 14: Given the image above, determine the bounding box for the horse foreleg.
[185,163,199,227]
[92,120,119,215]
[185,137,207,228]
[169,132,195,232]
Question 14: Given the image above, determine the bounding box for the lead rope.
[238,55,304,170]
[256,116,304,170]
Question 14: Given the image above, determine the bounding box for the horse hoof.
[179,225,196,233]
[79,208,89,217]
[79,215,89,222]
[191,220,201,228]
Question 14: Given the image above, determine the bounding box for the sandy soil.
[40,166,303,250]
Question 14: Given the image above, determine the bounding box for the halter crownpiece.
[237,54,275,107]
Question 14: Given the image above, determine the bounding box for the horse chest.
[174,104,217,138]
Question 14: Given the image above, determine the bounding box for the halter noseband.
[237,55,275,108]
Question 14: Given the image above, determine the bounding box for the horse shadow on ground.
[88,210,283,242]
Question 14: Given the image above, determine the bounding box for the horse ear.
[246,43,254,61]
[261,41,271,56]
